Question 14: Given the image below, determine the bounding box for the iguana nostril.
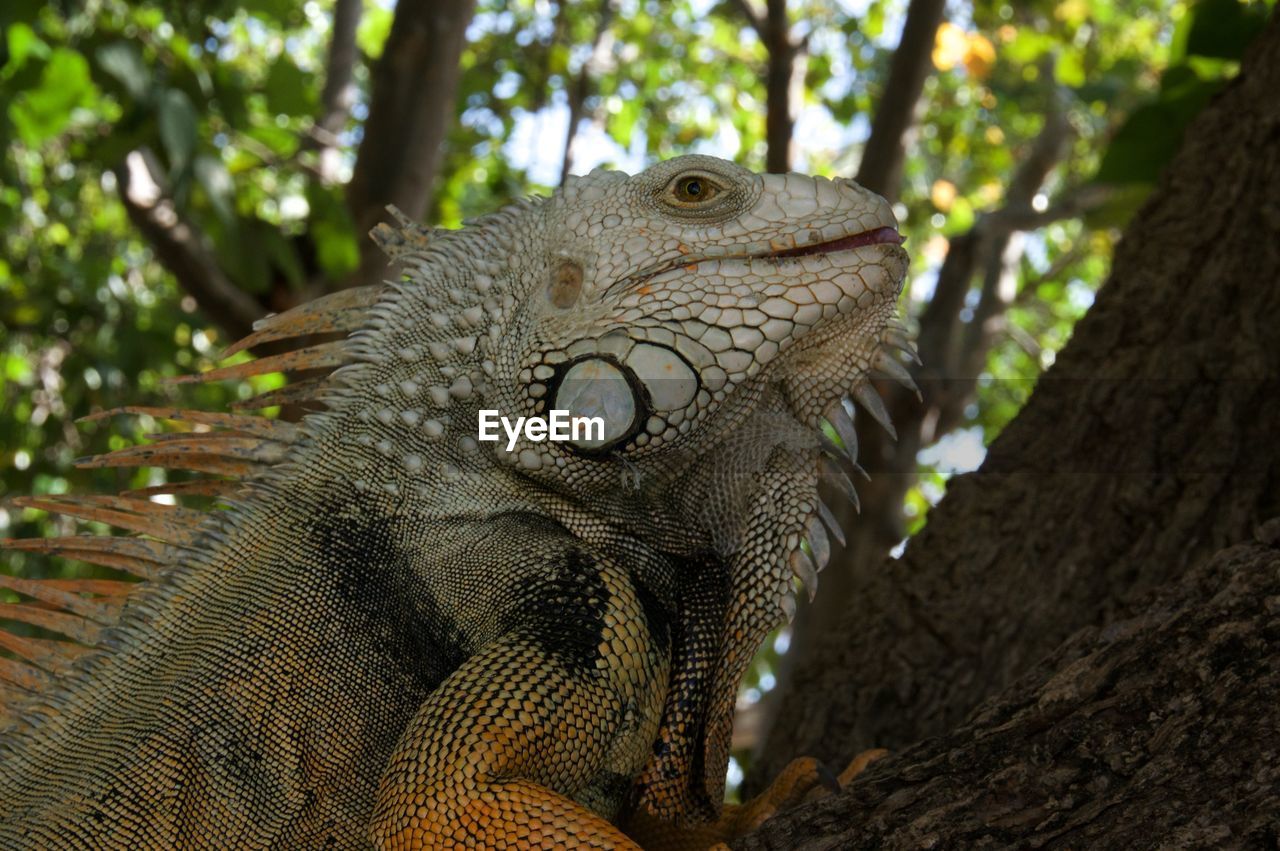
[554,358,636,449]
[548,258,584,309]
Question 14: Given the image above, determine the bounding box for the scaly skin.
[0,155,912,848]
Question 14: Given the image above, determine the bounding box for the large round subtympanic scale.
[623,343,697,413]
[554,358,636,449]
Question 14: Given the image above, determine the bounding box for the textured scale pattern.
[0,155,914,848]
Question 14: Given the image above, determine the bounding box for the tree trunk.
[746,10,1280,842]
[735,533,1280,848]
[345,0,477,289]
[853,0,947,202]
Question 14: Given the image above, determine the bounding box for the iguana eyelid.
[664,171,727,208]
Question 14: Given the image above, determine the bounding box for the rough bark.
[750,7,1280,832]
[735,533,1280,849]
[345,0,477,289]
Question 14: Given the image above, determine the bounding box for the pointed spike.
[123,479,240,501]
[821,457,860,514]
[789,548,819,603]
[168,340,352,385]
[817,500,846,548]
[853,382,896,440]
[0,630,90,673]
[829,402,859,462]
[74,435,270,471]
[0,575,119,624]
[370,207,437,258]
[80,406,300,443]
[230,376,330,411]
[8,495,203,547]
[1,535,175,579]
[873,352,922,402]
[883,329,921,365]
[779,593,797,624]
[39,579,135,598]
[0,604,103,645]
[221,286,381,358]
[0,655,49,692]
[805,518,831,573]
[388,205,419,228]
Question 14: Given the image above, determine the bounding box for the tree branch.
[114,151,262,341]
[560,0,614,184]
[854,0,947,201]
[307,0,362,181]
[727,0,766,38]
[345,0,478,288]
[762,0,796,173]
[923,93,1072,435]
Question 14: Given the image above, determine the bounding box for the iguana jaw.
[617,224,904,293]
[766,225,904,258]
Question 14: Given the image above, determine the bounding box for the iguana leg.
[838,747,888,786]
[623,757,828,849]
[624,752,888,850]
[369,562,664,850]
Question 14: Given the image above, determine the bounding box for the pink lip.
[770,226,904,258]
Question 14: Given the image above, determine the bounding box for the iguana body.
[0,156,912,848]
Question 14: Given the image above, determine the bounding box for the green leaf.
[1055,49,1086,88]
[1083,183,1154,229]
[1181,0,1269,61]
[240,0,304,26]
[264,57,312,116]
[2,22,48,80]
[263,229,306,289]
[1093,67,1223,186]
[8,48,99,145]
[193,154,234,223]
[357,4,395,59]
[305,183,360,277]
[311,219,360,278]
[157,87,198,176]
[247,123,299,157]
[96,41,150,102]
[212,65,250,129]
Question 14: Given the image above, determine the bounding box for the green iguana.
[0,155,913,849]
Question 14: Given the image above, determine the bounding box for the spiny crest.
[0,198,546,719]
[0,209,465,721]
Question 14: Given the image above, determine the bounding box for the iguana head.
[491,154,906,469]
[352,153,912,817]
[360,152,910,544]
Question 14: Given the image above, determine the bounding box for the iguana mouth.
[766,226,904,258]
[619,225,904,294]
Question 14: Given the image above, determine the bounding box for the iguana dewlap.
[0,155,913,849]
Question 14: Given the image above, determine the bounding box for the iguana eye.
[669,173,722,205]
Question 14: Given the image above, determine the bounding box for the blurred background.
[0,0,1272,793]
